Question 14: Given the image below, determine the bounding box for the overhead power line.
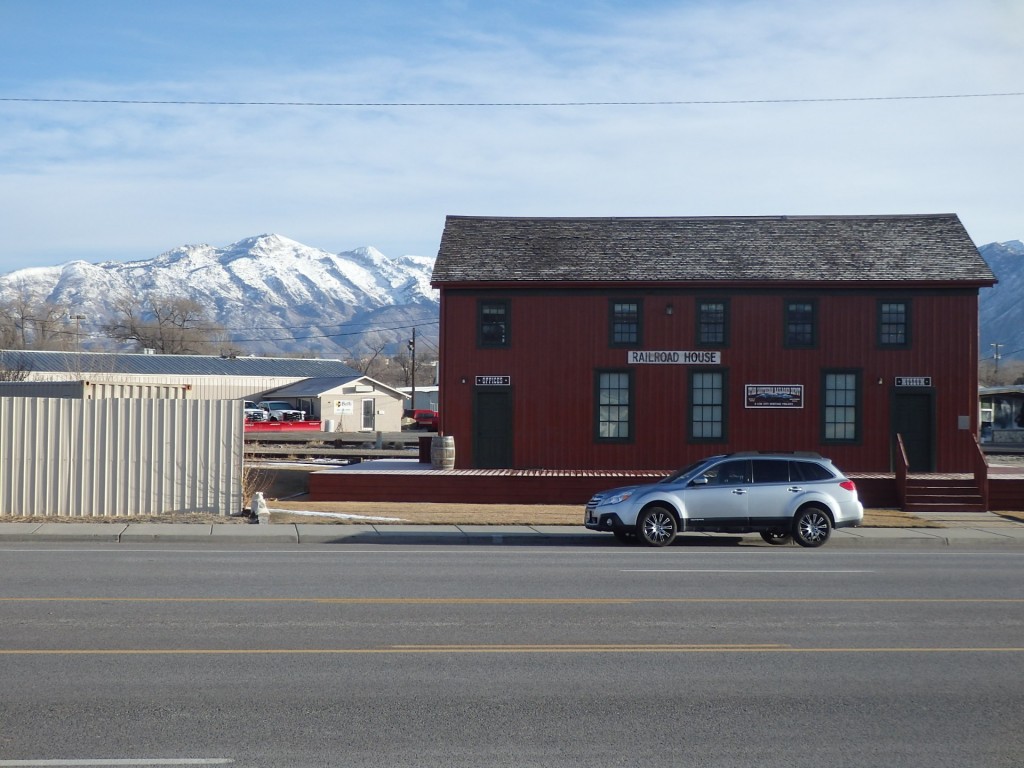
[228,319,438,344]
[1,92,1022,108]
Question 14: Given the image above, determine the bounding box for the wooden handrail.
[971,432,990,511]
[894,433,909,509]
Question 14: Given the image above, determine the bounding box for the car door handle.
[731,488,747,495]
[788,486,804,493]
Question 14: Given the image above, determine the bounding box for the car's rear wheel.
[637,506,678,547]
[792,505,832,548]
[759,530,792,545]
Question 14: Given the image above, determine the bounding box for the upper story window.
[878,300,910,347]
[609,300,642,346]
[478,300,510,347]
[697,299,728,346]
[784,300,817,348]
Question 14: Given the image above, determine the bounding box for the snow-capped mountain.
[3,234,1021,363]
[0,234,439,357]
[979,240,1024,363]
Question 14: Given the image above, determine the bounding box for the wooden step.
[903,478,986,512]
[904,502,987,513]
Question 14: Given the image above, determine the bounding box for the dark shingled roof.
[432,214,996,286]
[0,350,361,378]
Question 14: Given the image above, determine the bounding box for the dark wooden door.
[893,392,934,471]
[474,389,514,468]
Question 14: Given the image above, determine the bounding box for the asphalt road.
[1,542,1022,767]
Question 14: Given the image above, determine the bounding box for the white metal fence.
[0,398,243,517]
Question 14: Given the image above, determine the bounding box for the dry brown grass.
[4,505,1022,528]
[266,502,582,526]
[859,509,943,528]
[1,513,251,525]
[265,502,940,527]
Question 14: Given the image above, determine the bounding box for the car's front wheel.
[759,530,792,545]
[792,505,832,548]
[636,506,678,547]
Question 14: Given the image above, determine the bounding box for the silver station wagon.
[584,452,864,547]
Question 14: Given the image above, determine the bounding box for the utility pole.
[408,328,416,410]
[991,342,1003,374]
[72,313,86,377]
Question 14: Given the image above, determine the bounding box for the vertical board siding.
[0,381,192,399]
[2,373,322,402]
[0,398,242,517]
[440,288,982,473]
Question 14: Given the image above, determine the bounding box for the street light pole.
[72,314,85,376]
[408,327,416,410]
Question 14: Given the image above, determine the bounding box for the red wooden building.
[431,214,997,474]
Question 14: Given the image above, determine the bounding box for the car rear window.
[790,460,835,482]
[752,459,790,483]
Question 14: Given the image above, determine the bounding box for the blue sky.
[1,0,1021,271]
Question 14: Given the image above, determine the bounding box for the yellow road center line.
[1,597,1023,604]
[2,645,1023,655]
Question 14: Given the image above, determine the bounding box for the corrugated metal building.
[0,397,242,517]
[0,351,369,516]
[0,350,363,401]
[0,380,191,400]
[431,214,997,474]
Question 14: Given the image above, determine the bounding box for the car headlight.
[599,492,633,506]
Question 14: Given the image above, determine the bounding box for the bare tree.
[0,302,19,349]
[0,281,68,351]
[0,351,31,381]
[348,334,391,377]
[979,359,1024,387]
[103,290,226,354]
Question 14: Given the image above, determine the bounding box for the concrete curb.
[1,521,1023,548]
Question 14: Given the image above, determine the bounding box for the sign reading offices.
[628,350,721,365]
[895,376,933,387]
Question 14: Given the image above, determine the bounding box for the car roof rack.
[728,451,823,458]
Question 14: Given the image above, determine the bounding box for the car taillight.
[840,480,856,492]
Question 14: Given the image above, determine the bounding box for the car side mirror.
[690,476,709,486]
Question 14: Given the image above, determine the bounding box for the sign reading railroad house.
[745,385,804,409]
[475,375,511,386]
[628,350,721,365]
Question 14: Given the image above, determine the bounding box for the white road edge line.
[0,759,234,766]
[622,569,875,573]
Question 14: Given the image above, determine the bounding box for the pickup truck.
[402,408,439,431]
[257,400,306,422]
[243,401,267,421]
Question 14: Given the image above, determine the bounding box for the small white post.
[253,491,270,525]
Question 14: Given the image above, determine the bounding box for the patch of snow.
[269,508,406,522]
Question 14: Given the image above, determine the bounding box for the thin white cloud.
[0,0,1021,271]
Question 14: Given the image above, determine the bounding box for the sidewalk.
[1,512,1023,547]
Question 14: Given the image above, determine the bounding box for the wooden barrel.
[430,435,455,469]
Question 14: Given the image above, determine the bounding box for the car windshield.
[263,402,292,409]
[659,459,715,484]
